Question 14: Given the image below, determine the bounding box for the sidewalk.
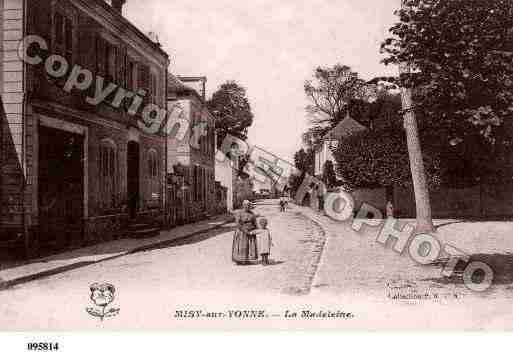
[293,203,513,299]
[0,214,234,290]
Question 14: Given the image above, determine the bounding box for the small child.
[251,217,273,265]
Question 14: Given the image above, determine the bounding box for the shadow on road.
[426,252,513,286]
[0,218,235,272]
[434,221,465,229]
[132,225,236,255]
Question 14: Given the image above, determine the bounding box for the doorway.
[38,125,84,250]
[127,141,140,219]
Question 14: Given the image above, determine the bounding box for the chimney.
[111,0,126,15]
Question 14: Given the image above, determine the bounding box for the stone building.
[166,74,217,225]
[314,113,367,178]
[215,152,235,212]
[0,0,169,257]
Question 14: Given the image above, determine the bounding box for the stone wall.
[393,184,513,219]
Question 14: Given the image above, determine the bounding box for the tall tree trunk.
[399,0,435,234]
[400,79,435,233]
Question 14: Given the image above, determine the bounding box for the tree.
[288,148,315,196]
[294,148,315,175]
[207,81,254,147]
[381,0,513,143]
[333,125,442,192]
[381,0,513,231]
[401,80,436,233]
[302,126,331,149]
[305,64,368,129]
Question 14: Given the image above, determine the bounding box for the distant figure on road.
[279,197,288,212]
[232,200,259,265]
[386,201,395,218]
[251,217,273,265]
[317,185,326,213]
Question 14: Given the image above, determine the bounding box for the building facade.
[166,74,217,225]
[215,152,235,212]
[0,0,169,257]
[314,114,367,177]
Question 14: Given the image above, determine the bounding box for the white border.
[1,333,510,359]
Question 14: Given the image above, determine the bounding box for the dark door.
[38,125,84,250]
[127,141,140,219]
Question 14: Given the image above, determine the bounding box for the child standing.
[252,217,273,265]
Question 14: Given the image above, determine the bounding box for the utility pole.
[399,0,435,233]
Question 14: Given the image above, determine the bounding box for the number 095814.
[27,343,59,351]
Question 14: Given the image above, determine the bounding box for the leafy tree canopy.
[333,128,442,191]
[294,148,315,175]
[207,81,254,147]
[305,64,369,129]
[381,0,513,142]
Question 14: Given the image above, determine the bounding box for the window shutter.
[55,13,64,46]
[107,45,118,83]
[65,18,73,57]
[194,166,199,201]
[54,13,65,58]
[124,54,130,89]
[96,36,106,76]
[138,64,150,91]
[109,148,116,177]
[34,4,52,44]
[138,65,145,89]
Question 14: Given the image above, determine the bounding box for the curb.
[0,219,233,291]
[290,204,333,293]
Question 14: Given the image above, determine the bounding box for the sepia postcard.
[1,0,513,340]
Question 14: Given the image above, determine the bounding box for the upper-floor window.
[54,12,74,64]
[96,36,118,83]
[125,57,136,90]
[107,45,118,83]
[150,72,158,105]
[138,64,150,94]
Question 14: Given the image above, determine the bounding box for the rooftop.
[323,114,368,141]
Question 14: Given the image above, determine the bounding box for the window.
[99,140,118,210]
[96,37,118,83]
[125,57,136,90]
[193,166,208,203]
[55,13,63,45]
[54,12,74,64]
[138,64,150,92]
[147,150,160,208]
[149,150,158,178]
[193,165,201,202]
[106,44,117,83]
[150,72,158,104]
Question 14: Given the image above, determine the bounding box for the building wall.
[352,188,387,213]
[315,142,336,177]
[1,0,169,253]
[394,184,513,219]
[215,152,234,212]
[233,177,254,210]
[0,0,27,248]
[166,93,217,223]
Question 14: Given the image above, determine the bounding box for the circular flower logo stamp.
[86,283,120,321]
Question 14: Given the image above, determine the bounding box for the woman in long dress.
[232,200,259,265]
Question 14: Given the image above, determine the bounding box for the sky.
[124,0,400,163]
